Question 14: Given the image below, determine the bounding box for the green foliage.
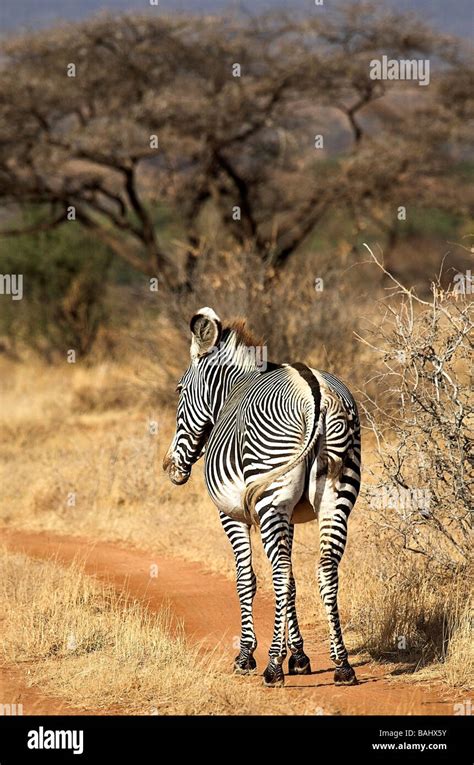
[400,207,462,239]
[0,211,112,360]
[449,160,474,182]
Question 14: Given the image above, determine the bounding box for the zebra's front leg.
[259,505,293,687]
[219,511,258,676]
[286,524,312,676]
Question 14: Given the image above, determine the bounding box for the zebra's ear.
[190,307,222,359]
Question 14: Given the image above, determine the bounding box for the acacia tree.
[0,4,472,289]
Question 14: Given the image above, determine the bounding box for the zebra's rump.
[205,363,360,522]
[319,370,359,420]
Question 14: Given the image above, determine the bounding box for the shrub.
[359,247,472,572]
[0,210,112,361]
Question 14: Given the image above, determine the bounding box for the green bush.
[0,211,112,361]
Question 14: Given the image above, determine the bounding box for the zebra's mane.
[224,319,263,350]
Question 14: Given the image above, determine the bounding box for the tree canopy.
[0,3,472,290]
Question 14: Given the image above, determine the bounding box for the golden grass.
[442,602,474,689]
[345,556,473,684]
[0,316,471,693]
[0,547,336,715]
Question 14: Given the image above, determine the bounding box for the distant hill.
[0,0,473,38]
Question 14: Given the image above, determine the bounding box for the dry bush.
[359,247,472,571]
[352,247,473,686]
[168,242,376,385]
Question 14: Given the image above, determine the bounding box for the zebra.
[163,307,361,687]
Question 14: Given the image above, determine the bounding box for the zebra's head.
[163,307,222,485]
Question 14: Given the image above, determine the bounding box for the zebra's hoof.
[334,661,358,686]
[233,654,257,675]
[263,660,285,687]
[288,650,312,675]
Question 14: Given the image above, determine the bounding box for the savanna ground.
[0,256,472,715]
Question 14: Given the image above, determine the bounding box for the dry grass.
[0,312,471,694]
[0,547,334,715]
[345,553,473,687]
[442,602,474,689]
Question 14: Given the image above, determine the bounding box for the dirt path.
[1,529,459,716]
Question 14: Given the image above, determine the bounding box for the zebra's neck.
[205,331,265,423]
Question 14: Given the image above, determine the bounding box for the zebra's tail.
[243,400,327,522]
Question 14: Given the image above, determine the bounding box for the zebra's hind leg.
[258,504,294,687]
[219,511,258,676]
[318,472,358,687]
[287,525,311,676]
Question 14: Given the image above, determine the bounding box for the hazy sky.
[0,0,472,37]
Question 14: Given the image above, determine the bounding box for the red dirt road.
[1,529,460,716]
